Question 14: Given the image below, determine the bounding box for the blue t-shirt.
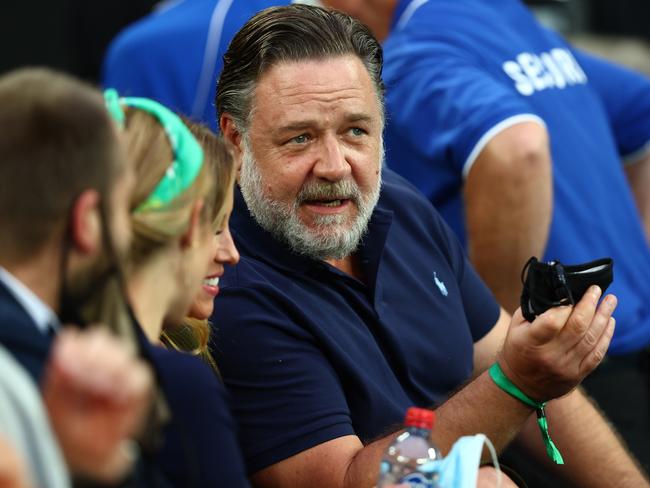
[102,0,290,130]
[383,0,650,354]
[211,170,499,473]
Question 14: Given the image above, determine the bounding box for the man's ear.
[69,190,102,255]
[180,199,205,250]
[220,114,244,176]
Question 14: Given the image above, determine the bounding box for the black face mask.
[520,256,614,323]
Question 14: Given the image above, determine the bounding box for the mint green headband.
[103,88,204,213]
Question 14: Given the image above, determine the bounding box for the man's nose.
[216,227,240,265]
[312,134,351,182]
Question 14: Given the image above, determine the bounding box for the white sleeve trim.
[396,0,430,30]
[190,0,320,119]
[191,0,235,119]
[623,139,650,166]
[462,114,547,179]
[154,0,186,14]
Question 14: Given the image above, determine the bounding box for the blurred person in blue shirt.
[102,0,314,131]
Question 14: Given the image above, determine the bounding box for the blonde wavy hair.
[123,108,218,268]
[160,120,235,376]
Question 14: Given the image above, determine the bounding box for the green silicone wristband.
[489,363,564,465]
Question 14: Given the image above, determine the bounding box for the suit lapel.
[0,281,52,368]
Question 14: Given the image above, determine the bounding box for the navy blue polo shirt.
[151,347,250,487]
[134,321,250,487]
[211,169,499,473]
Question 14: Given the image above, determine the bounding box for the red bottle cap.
[404,407,435,430]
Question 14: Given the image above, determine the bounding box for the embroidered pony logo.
[433,272,448,297]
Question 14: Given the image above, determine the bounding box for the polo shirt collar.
[231,185,394,281]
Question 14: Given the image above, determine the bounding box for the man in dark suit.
[0,67,155,484]
[0,271,55,381]
[0,67,133,381]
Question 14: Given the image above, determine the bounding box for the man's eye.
[291,134,309,144]
[349,127,366,136]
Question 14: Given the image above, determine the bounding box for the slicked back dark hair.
[215,4,384,131]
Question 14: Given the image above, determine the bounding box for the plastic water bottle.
[377,407,442,488]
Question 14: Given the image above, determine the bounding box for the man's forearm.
[432,371,532,455]
[344,297,616,488]
[257,370,534,488]
[515,388,649,487]
[464,122,552,313]
[255,287,616,488]
[342,372,533,488]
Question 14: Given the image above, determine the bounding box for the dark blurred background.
[0,0,159,81]
[527,0,650,39]
[1,0,649,84]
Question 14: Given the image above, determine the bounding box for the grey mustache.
[297,180,360,203]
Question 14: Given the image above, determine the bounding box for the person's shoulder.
[216,256,310,335]
[105,1,210,61]
[106,14,164,59]
[379,169,467,260]
[149,346,223,396]
[415,0,505,23]
[149,346,239,429]
[388,0,512,59]
[379,169,440,216]
[0,286,31,328]
[384,0,502,81]
[395,0,495,34]
[0,289,50,381]
[218,243,296,295]
[219,253,268,287]
[151,346,249,486]
[149,345,211,374]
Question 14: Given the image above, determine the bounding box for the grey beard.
[239,140,382,261]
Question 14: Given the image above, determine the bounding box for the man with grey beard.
[210,5,643,488]
[239,134,382,261]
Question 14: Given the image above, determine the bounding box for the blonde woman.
[162,121,239,373]
[104,90,248,487]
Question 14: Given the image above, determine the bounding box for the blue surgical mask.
[419,434,501,488]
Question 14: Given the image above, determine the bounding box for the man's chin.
[301,223,355,240]
[300,211,357,229]
[300,198,355,216]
